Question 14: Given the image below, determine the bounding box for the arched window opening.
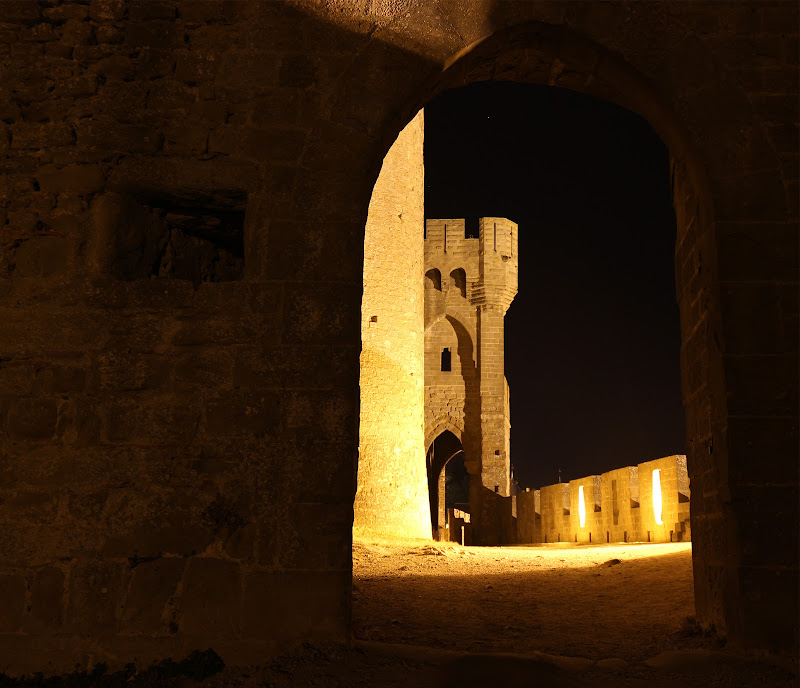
[425,268,442,291]
[450,268,467,298]
[441,347,451,371]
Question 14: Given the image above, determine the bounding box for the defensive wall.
[443,455,690,546]
[0,0,795,670]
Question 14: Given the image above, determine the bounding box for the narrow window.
[493,222,497,252]
[425,268,442,291]
[494,485,499,494]
[444,223,447,252]
[441,347,451,371]
[652,469,663,525]
[450,268,466,298]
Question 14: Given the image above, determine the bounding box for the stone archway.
[340,14,793,653]
[425,430,466,535]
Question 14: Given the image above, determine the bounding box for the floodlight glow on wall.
[578,485,586,527]
[652,469,663,525]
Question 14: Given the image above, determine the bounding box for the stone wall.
[354,111,429,539]
[0,0,796,670]
[510,455,691,545]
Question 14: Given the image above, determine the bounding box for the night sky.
[424,81,686,491]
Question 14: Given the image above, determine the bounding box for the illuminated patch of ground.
[206,538,794,687]
[353,536,694,662]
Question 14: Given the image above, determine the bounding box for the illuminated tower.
[423,217,518,534]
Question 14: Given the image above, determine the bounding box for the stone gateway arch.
[0,0,795,672]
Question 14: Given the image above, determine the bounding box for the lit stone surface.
[355,111,430,539]
[424,218,518,544]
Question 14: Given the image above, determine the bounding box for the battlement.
[479,217,518,261]
[424,218,518,261]
[424,219,477,255]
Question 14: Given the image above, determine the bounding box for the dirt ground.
[352,536,695,662]
[204,536,797,688]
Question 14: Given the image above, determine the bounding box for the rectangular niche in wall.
[100,191,246,287]
[154,207,245,287]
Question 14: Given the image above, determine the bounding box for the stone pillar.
[477,304,511,495]
[354,110,430,538]
[473,218,518,497]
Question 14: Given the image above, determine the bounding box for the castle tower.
[354,111,430,539]
[423,218,518,534]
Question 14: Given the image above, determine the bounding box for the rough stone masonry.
[0,0,796,673]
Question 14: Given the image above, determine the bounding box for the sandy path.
[353,537,695,663]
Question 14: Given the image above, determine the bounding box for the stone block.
[170,317,258,348]
[60,18,94,45]
[0,574,26,632]
[43,5,90,21]
[53,74,99,98]
[173,350,233,391]
[103,521,214,559]
[67,491,107,522]
[733,485,798,568]
[243,570,349,641]
[738,565,799,654]
[175,52,218,87]
[5,490,59,523]
[282,502,353,570]
[89,54,134,80]
[717,222,798,282]
[0,1,41,22]
[766,124,799,155]
[32,363,87,395]
[713,171,787,221]
[135,48,176,80]
[162,121,209,155]
[97,351,171,391]
[106,397,200,444]
[203,393,281,437]
[223,523,256,560]
[232,346,358,390]
[283,283,361,345]
[128,1,176,21]
[7,398,57,440]
[28,566,64,630]
[76,118,163,155]
[284,390,356,443]
[125,20,183,49]
[66,560,127,633]
[95,23,124,44]
[179,558,241,638]
[121,557,184,633]
[88,0,126,22]
[720,283,794,355]
[12,236,76,279]
[36,164,104,195]
[10,123,74,150]
[279,54,318,88]
[265,221,362,282]
[724,354,798,416]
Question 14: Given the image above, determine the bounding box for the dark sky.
[424,81,686,490]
